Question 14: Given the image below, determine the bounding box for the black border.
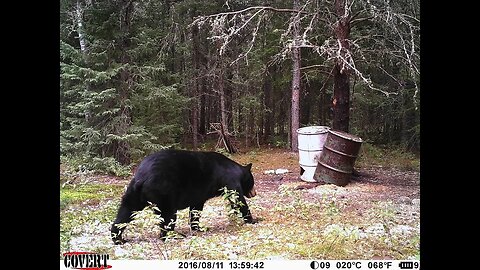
[15,0,435,267]
[11,0,60,266]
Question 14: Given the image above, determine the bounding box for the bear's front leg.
[157,210,177,240]
[189,203,205,231]
[236,195,254,224]
[240,203,254,223]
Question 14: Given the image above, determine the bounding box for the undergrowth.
[356,143,419,171]
[60,148,420,260]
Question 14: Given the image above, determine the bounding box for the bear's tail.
[121,177,145,209]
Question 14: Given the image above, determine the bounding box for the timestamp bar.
[60,259,420,270]
[173,260,419,270]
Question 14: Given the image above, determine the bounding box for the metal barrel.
[313,130,363,186]
[297,126,330,182]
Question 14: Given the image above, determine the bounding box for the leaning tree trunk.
[290,0,301,152]
[332,0,351,133]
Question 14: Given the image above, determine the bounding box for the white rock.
[412,198,420,207]
[398,196,412,204]
[275,169,289,174]
[364,223,386,237]
[114,246,128,257]
[264,169,289,175]
[227,252,238,260]
[391,225,414,236]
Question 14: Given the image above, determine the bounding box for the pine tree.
[60,0,189,173]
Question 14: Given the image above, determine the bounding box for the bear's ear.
[245,163,253,171]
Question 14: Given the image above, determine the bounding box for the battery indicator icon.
[398,261,414,269]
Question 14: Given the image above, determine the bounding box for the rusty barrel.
[314,130,363,186]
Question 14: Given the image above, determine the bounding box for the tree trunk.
[225,70,234,129]
[191,20,200,150]
[74,0,93,125]
[206,90,212,132]
[332,0,351,132]
[199,86,206,136]
[249,104,255,148]
[300,85,311,126]
[245,107,249,149]
[237,101,244,134]
[290,0,301,151]
[278,96,286,136]
[258,99,264,144]
[332,64,350,132]
[219,71,227,131]
[262,70,271,143]
[75,0,88,58]
[115,0,135,165]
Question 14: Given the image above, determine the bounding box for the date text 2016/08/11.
[178,261,265,269]
[178,261,224,269]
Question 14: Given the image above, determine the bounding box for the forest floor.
[60,146,420,260]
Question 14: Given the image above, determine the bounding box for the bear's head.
[242,163,256,198]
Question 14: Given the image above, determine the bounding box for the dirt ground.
[237,149,419,209]
[255,166,420,209]
[61,148,420,260]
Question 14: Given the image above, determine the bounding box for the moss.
[60,183,124,258]
[60,184,124,208]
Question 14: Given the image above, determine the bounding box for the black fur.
[111,149,255,244]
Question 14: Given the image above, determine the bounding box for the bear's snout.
[246,186,257,198]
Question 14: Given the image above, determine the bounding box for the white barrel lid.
[297,126,330,135]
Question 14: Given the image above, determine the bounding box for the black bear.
[111,149,257,244]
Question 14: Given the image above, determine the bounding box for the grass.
[60,187,419,260]
[356,143,420,171]
[60,181,125,256]
[60,146,420,260]
[60,184,124,208]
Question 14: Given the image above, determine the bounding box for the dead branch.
[192,6,309,24]
[209,123,237,154]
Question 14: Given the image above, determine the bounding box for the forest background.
[60,0,420,175]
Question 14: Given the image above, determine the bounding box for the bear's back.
[133,150,243,208]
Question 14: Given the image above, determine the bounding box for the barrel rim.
[299,163,318,168]
[297,125,330,135]
[323,145,359,158]
[298,148,324,151]
[328,129,363,142]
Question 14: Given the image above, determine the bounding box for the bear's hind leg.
[111,204,141,244]
[111,184,146,244]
